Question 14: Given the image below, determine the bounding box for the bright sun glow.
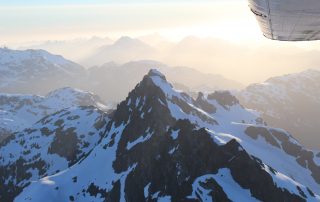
[0,1,262,45]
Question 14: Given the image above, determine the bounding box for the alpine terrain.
[3,69,318,202]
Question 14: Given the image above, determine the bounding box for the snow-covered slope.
[0,87,108,136]
[0,106,110,201]
[238,69,320,149]
[15,70,320,202]
[0,48,86,95]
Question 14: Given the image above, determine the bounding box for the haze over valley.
[15,34,320,85]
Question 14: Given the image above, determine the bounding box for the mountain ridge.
[0,87,108,141]
[238,68,320,149]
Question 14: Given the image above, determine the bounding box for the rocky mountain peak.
[111,69,175,140]
[146,68,167,80]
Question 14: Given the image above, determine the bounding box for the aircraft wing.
[249,0,320,41]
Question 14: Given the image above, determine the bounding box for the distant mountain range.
[21,35,320,85]
[238,69,320,149]
[4,69,319,201]
[86,60,243,103]
[20,36,113,62]
[0,48,243,104]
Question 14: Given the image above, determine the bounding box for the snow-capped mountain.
[0,87,108,138]
[0,48,86,95]
[238,69,320,149]
[14,70,320,201]
[0,106,110,201]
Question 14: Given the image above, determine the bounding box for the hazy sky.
[0,0,264,44]
[3,0,318,48]
[1,0,224,6]
[2,0,320,85]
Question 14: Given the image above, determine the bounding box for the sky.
[2,0,320,84]
[1,0,216,6]
[0,0,263,44]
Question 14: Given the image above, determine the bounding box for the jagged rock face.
[15,70,320,202]
[238,69,320,149]
[207,91,239,110]
[194,92,217,114]
[0,106,110,201]
[0,128,10,142]
[0,87,108,140]
[117,120,304,202]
